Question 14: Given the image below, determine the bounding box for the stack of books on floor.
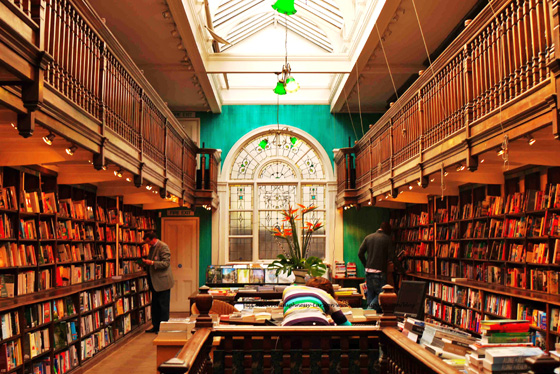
[419,322,477,369]
[465,319,543,374]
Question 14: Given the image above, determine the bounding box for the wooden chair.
[191,300,238,315]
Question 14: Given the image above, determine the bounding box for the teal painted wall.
[343,207,391,277]
[161,105,384,284]
[156,208,212,286]
[198,105,382,166]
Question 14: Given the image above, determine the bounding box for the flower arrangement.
[268,204,327,277]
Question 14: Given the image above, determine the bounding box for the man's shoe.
[145,328,158,333]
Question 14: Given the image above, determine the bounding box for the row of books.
[24,328,49,359]
[80,326,113,361]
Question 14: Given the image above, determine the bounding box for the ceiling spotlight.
[126,177,132,182]
[385,194,390,199]
[408,184,413,190]
[43,132,55,146]
[146,185,153,191]
[480,159,485,163]
[399,190,404,194]
[444,170,449,177]
[368,201,372,205]
[525,134,536,145]
[378,198,383,202]
[102,165,107,171]
[10,123,17,129]
[456,164,465,172]
[417,180,422,186]
[65,145,77,156]
[497,148,504,156]
[114,169,123,178]
[430,177,435,182]
[87,160,93,164]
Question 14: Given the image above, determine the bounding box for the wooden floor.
[83,331,158,374]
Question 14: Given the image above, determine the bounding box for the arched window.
[223,127,332,263]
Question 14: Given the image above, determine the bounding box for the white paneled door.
[161,218,199,312]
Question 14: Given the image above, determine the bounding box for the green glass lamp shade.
[258,139,269,150]
[285,76,300,93]
[273,81,287,95]
[272,0,297,15]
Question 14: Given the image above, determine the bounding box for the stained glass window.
[227,130,328,262]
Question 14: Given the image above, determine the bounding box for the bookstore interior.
[5,0,560,373]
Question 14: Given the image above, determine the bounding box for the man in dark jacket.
[142,231,174,333]
[358,222,399,312]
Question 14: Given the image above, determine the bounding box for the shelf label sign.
[167,209,194,216]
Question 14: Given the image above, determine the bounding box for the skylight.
[210,0,343,53]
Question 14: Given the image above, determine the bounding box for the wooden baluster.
[543,0,552,76]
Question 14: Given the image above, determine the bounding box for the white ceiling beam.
[167,0,222,113]
[220,87,331,105]
[205,54,352,73]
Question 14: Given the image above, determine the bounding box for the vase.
[292,269,308,284]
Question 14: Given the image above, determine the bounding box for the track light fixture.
[102,165,107,171]
[65,145,77,156]
[480,159,485,163]
[126,177,132,182]
[430,177,435,182]
[146,185,153,191]
[43,132,55,146]
[417,179,422,187]
[408,184,413,190]
[456,164,465,172]
[444,170,449,177]
[497,148,504,156]
[10,123,16,130]
[525,134,536,145]
[114,169,123,178]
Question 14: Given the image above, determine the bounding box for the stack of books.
[465,319,538,374]
[333,261,346,278]
[420,323,476,360]
[401,317,425,343]
[346,262,357,277]
[466,346,544,374]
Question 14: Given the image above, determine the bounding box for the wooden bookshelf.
[0,166,156,373]
[401,166,560,351]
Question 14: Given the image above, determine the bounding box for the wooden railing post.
[194,286,214,329]
[200,153,207,190]
[378,284,398,327]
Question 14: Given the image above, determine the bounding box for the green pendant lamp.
[284,75,300,93]
[272,0,297,15]
[258,139,269,150]
[273,80,287,95]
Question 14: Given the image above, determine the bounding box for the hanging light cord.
[411,0,446,121]
[375,24,406,134]
[343,85,359,141]
[356,68,365,137]
[285,14,288,67]
[487,1,509,170]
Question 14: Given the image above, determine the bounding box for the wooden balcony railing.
[336,0,559,206]
[195,149,221,209]
[0,0,204,206]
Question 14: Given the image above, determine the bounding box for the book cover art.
[206,266,221,284]
[237,268,250,284]
[251,268,265,283]
[264,268,278,284]
[221,267,237,283]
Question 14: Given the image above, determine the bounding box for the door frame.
[161,217,200,308]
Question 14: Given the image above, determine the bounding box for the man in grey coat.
[142,231,174,333]
[358,222,400,313]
